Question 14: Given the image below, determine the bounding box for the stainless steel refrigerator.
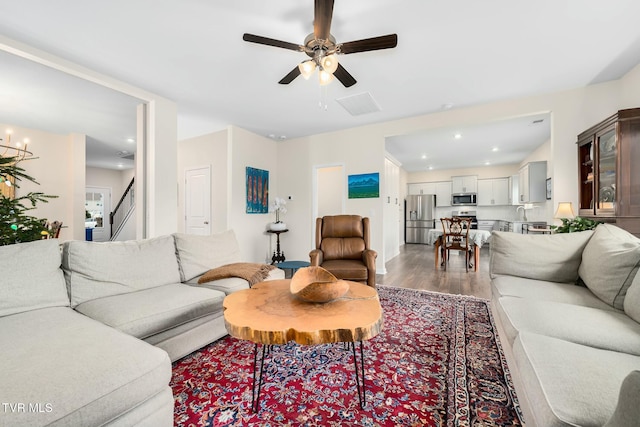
[405,194,436,244]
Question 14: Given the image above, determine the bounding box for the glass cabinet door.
[596,127,616,214]
[578,139,594,214]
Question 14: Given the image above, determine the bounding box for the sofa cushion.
[0,239,69,317]
[489,230,593,282]
[496,296,640,355]
[0,307,170,426]
[319,259,368,280]
[491,275,616,311]
[75,283,225,340]
[62,235,181,307]
[513,332,640,427]
[578,224,640,310]
[624,270,640,323]
[174,230,241,282]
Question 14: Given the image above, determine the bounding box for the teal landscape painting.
[348,172,380,199]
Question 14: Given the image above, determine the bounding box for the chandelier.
[1,129,34,166]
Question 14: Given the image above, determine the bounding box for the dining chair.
[440,217,473,272]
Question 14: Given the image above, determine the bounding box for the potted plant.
[551,216,600,233]
[269,197,287,231]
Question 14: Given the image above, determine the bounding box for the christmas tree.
[0,156,56,245]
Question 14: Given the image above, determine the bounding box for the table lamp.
[554,202,575,219]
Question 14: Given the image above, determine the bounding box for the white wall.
[177,129,228,233]
[317,166,344,217]
[228,126,280,263]
[1,124,85,242]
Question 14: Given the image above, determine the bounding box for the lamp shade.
[320,54,339,74]
[318,68,334,85]
[554,202,575,219]
[298,60,316,80]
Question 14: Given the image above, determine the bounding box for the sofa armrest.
[604,370,640,427]
[363,249,377,287]
[309,249,323,266]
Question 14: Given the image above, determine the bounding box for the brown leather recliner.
[309,215,377,288]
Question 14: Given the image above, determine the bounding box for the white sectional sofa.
[489,224,640,427]
[0,230,283,427]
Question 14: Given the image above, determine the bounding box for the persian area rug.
[171,285,522,426]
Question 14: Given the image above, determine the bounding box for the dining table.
[427,228,492,272]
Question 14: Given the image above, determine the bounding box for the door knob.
[204,221,209,224]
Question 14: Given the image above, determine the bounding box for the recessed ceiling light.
[117,164,124,168]
[484,161,491,166]
[126,138,135,143]
[454,133,462,139]
[421,154,427,159]
[492,147,499,152]
[428,166,433,170]
[442,103,454,110]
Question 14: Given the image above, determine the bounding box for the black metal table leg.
[251,343,269,413]
[351,341,367,409]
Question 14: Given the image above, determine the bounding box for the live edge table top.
[223,280,383,346]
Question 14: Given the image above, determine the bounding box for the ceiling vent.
[532,119,544,124]
[336,92,381,116]
[117,150,134,160]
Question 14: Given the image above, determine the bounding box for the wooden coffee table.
[223,279,383,412]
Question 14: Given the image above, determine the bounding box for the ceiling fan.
[242,0,398,87]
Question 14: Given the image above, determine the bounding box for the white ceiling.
[1,0,640,170]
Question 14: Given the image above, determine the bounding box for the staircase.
[110,178,135,241]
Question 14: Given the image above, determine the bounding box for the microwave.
[451,193,477,206]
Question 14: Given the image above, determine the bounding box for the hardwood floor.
[376,243,492,300]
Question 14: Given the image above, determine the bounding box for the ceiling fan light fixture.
[320,54,339,74]
[298,60,316,80]
[318,68,334,85]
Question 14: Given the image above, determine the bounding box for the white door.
[184,166,211,235]
[85,187,111,242]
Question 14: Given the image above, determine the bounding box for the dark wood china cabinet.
[577,108,640,236]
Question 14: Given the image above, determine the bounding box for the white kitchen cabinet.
[477,178,509,206]
[451,175,478,193]
[509,175,520,205]
[407,182,436,195]
[477,220,497,231]
[518,161,547,203]
[435,181,452,207]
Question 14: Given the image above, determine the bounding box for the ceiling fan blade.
[314,0,334,40]
[333,63,357,88]
[243,33,303,51]
[278,67,301,84]
[339,34,398,55]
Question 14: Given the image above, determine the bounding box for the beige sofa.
[489,224,640,427]
[0,230,283,427]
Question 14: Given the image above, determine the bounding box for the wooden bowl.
[290,267,350,303]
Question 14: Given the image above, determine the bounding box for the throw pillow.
[0,239,70,316]
[489,230,594,283]
[578,224,640,310]
[174,230,242,282]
